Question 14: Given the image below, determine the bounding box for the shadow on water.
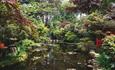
[0,43,96,70]
[31,52,93,70]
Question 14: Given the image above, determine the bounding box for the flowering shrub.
[0,39,37,67]
[0,42,6,48]
[97,35,115,70]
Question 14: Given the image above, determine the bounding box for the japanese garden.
[0,0,115,70]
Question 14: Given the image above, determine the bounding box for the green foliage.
[20,1,58,14]
[37,23,49,36]
[101,0,115,12]
[13,39,37,60]
[97,35,115,69]
[87,11,104,24]
[35,23,50,42]
[51,28,64,39]
[0,1,40,68]
[76,38,95,52]
[101,35,115,54]
[16,39,36,48]
[61,0,76,10]
[0,39,37,67]
[0,0,115,69]
[97,53,111,70]
[0,2,7,11]
[52,12,77,24]
[15,39,37,61]
[0,1,40,45]
[0,19,39,45]
[64,31,76,42]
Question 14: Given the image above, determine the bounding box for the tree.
[0,0,38,45]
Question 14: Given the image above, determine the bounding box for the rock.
[89,50,100,58]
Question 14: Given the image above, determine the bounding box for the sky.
[61,0,69,4]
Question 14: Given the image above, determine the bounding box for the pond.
[0,43,98,70]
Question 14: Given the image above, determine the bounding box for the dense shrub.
[0,0,40,45]
[97,35,115,70]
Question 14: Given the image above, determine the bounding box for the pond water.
[31,52,95,70]
[0,44,97,70]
